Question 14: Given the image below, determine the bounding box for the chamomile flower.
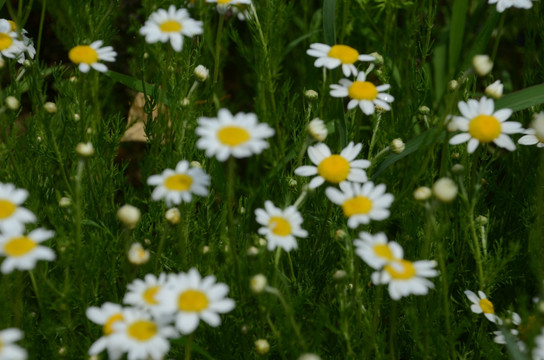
[255,201,308,252]
[86,302,125,359]
[354,232,403,269]
[231,2,253,20]
[294,142,370,189]
[489,0,535,12]
[139,5,203,52]
[109,308,178,360]
[68,40,117,73]
[307,43,375,77]
[206,0,252,14]
[0,328,27,360]
[0,228,55,274]
[147,160,211,206]
[157,268,235,335]
[493,312,524,349]
[448,97,523,153]
[464,290,502,324]
[371,258,438,300]
[0,183,36,234]
[330,71,394,115]
[534,327,544,360]
[0,19,25,63]
[5,19,35,62]
[196,108,275,161]
[325,181,394,229]
[124,273,168,318]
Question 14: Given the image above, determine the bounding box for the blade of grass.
[495,83,544,112]
[448,0,468,75]
[461,10,500,69]
[323,0,336,45]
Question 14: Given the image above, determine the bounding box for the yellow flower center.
[327,45,359,64]
[143,286,160,305]
[317,155,350,183]
[68,45,98,65]
[373,244,394,260]
[342,196,373,217]
[348,81,378,101]
[127,320,157,341]
[268,216,291,236]
[0,33,13,51]
[217,126,250,146]
[479,298,494,314]
[385,260,416,280]
[468,115,501,143]
[4,236,36,257]
[218,0,233,4]
[103,313,123,335]
[0,199,16,219]
[178,289,209,312]
[8,20,17,31]
[164,174,193,191]
[159,20,182,33]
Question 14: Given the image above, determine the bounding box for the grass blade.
[495,83,544,112]
[323,0,336,45]
[449,0,468,75]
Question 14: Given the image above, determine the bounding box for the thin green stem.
[184,334,193,360]
[491,12,506,62]
[29,270,43,312]
[367,113,383,159]
[213,14,225,85]
[36,0,46,61]
[178,203,189,269]
[226,157,243,298]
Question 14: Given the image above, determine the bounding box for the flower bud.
[5,96,20,110]
[391,138,405,154]
[117,204,141,229]
[451,164,465,175]
[448,80,459,91]
[76,142,94,157]
[288,178,297,188]
[73,113,80,121]
[247,246,259,257]
[23,59,31,68]
[44,101,58,113]
[59,197,72,207]
[180,98,190,107]
[190,161,202,168]
[369,51,383,65]
[298,354,322,360]
[202,245,210,254]
[413,186,431,201]
[485,80,503,99]
[418,105,430,115]
[258,237,267,247]
[473,55,493,77]
[250,274,267,294]
[335,229,347,239]
[0,58,5,69]
[128,243,150,265]
[333,269,347,283]
[255,339,270,355]
[165,208,181,225]
[432,177,458,203]
[475,215,488,226]
[531,112,544,142]
[304,89,318,100]
[194,64,209,82]
[308,118,327,141]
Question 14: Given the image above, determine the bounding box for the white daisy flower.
[534,327,544,360]
[493,312,524,350]
[156,268,235,335]
[5,19,35,62]
[489,0,535,12]
[325,181,394,229]
[371,258,438,300]
[206,0,252,14]
[306,43,375,77]
[294,142,370,189]
[0,328,27,360]
[448,97,523,153]
[254,200,308,252]
[231,2,253,20]
[127,243,150,265]
[124,273,168,318]
[68,40,117,73]
[139,5,203,52]
[0,228,55,274]
[196,108,275,162]
[109,308,178,360]
[86,302,125,360]
[147,160,211,207]
[353,232,403,270]
[0,19,25,63]
[0,183,36,234]
[464,290,502,324]
[330,71,394,115]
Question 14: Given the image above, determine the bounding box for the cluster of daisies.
[0,18,35,64]
[87,269,235,360]
[0,183,56,359]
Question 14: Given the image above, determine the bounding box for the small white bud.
[308,118,328,141]
[418,105,430,115]
[5,96,20,110]
[288,178,297,187]
[59,197,72,207]
[370,51,383,65]
[391,138,405,154]
[485,80,503,99]
[73,113,80,121]
[473,55,493,77]
[190,161,202,168]
[69,76,77,83]
[247,246,259,257]
[451,164,465,175]
[298,354,322,360]
[165,208,181,225]
[446,117,459,132]
[475,215,488,226]
[181,98,190,107]
[250,274,267,294]
[58,347,67,356]
[194,65,209,82]
[23,59,31,68]
[37,136,42,142]
[117,204,141,229]
[44,101,58,113]
[76,142,94,157]
[448,80,459,91]
[128,243,150,265]
[333,269,347,283]
[258,237,267,247]
[304,89,318,100]
[432,177,458,203]
[255,339,270,355]
[0,58,5,69]
[144,238,151,245]
[335,229,347,239]
[413,186,432,201]
[86,128,93,134]
[202,245,210,254]
[143,52,149,59]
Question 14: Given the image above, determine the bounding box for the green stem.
[185,334,193,360]
[36,0,46,61]
[213,14,225,85]
[29,270,43,312]
[437,242,455,360]
[226,157,243,297]
[154,221,168,272]
[490,12,506,62]
[367,113,383,159]
[74,159,85,255]
[178,203,189,269]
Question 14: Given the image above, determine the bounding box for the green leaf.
[495,83,544,112]
[461,11,500,69]
[323,0,336,45]
[433,43,447,102]
[449,0,468,75]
